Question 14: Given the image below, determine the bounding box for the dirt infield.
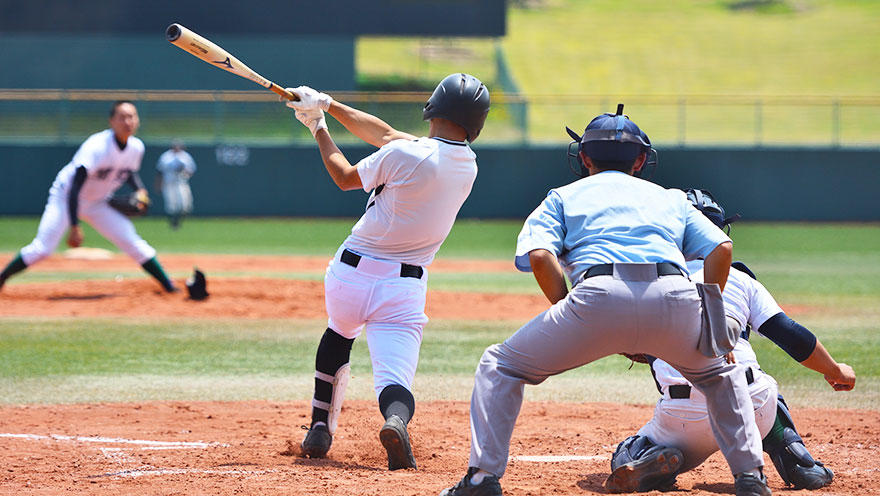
[0,254,877,495]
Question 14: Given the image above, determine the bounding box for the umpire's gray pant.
[468,264,764,478]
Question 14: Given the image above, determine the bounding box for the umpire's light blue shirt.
[515,171,730,282]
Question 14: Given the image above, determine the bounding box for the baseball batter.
[0,101,177,293]
[441,107,771,496]
[155,139,197,230]
[605,189,855,493]
[283,74,490,471]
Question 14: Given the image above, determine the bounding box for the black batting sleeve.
[67,165,87,227]
[757,312,818,362]
[125,170,145,191]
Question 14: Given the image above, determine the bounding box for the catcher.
[0,101,178,293]
[605,189,855,493]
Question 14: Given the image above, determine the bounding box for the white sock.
[470,470,494,485]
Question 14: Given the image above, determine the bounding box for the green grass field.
[0,217,878,408]
[357,0,880,144]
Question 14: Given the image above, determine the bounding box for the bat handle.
[270,83,299,101]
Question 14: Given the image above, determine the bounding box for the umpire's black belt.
[341,249,424,279]
[582,262,684,280]
[668,367,755,399]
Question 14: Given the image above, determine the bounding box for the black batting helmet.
[423,73,490,142]
[686,189,741,231]
[565,104,658,178]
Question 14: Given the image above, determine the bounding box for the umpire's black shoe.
[439,467,503,496]
[734,471,772,496]
[379,415,417,470]
[301,423,332,458]
[605,446,682,493]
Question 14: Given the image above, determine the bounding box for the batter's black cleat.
[734,471,772,496]
[301,423,332,458]
[379,415,417,470]
[439,467,503,496]
[605,446,683,493]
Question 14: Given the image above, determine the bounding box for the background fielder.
[605,189,856,493]
[0,101,177,293]
[155,139,197,230]
[283,74,490,471]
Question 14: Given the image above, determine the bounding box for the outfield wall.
[1,144,877,221]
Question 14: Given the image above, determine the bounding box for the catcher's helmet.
[423,73,490,142]
[686,188,741,230]
[565,104,657,178]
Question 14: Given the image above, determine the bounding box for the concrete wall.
[2,144,878,221]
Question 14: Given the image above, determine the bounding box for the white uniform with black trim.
[324,136,477,395]
[20,129,156,265]
[636,261,784,473]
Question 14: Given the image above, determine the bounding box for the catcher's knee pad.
[764,397,833,489]
[313,363,350,436]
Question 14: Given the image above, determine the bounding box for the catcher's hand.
[109,189,150,217]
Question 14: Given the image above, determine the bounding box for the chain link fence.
[0,89,876,147]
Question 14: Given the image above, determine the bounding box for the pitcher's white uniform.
[325,136,477,393]
[636,261,783,473]
[21,129,156,266]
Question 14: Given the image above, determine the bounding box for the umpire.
[441,106,770,496]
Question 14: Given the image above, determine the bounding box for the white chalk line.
[0,432,227,448]
[92,467,279,479]
[512,454,605,462]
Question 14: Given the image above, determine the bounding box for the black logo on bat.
[213,57,233,69]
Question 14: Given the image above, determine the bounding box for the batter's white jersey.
[345,137,477,267]
[50,129,145,204]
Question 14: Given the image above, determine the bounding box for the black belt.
[340,249,424,279]
[668,367,755,399]
[583,262,684,279]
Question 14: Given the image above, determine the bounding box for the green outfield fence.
[0,89,877,147]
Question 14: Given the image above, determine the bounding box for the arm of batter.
[314,129,363,191]
[701,241,732,292]
[66,166,88,247]
[528,249,568,304]
[326,100,416,148]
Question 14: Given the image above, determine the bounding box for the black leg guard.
[378,384,415,424]
[310,328,355,427]
[763,394,833,489]
[606,435,682,493]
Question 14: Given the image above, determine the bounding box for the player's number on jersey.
[94,168,131,181]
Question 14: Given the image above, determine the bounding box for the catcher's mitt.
[108,190,150,217]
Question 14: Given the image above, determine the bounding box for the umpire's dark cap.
[566,104,651,162]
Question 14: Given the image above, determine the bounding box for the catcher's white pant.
[20,192,156,266]
[324,246,429,397]
[161,180,193,215]
[638,370,778,473]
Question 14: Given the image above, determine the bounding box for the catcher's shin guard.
[606,435,682,493]
[763,395,833,489]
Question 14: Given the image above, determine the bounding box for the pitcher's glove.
[109,189,150,217]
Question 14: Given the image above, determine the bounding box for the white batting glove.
[284,86,332,111]
[294,107,328,137]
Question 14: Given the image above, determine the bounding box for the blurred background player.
[0,101,177,293]
[155,139,197,230]
[605,189,855,493]
[284,74,490,471]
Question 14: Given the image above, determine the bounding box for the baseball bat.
[165,23,298,101]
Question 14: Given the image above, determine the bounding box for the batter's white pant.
[638,371,778,473]
[20,192,157,266]
[468,264,764,478]
[323,246,429,397]
[161,180,193,215]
